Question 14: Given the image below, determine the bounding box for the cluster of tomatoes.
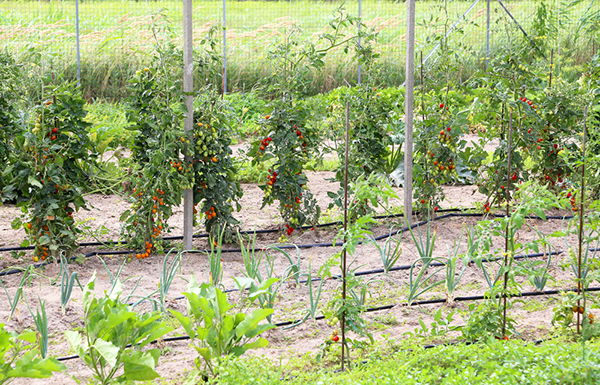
[136,241,154,259]
[483,201,491,213]
[429,153,456,173]
[25,221,51,261]
[438,126,453,145]
[519,96,538,110]
[266,169,278,186]
[294,125,307,149]
[130,187,168,256]
[194,122,219,161]
[284,223,294,236]
[330,330,339,342]
[205,206,217,220]
[258,136,272,156]
[567,191,579,212]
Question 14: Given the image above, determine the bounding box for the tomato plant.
[324,86,403,218]
[120,43,189,257]
[192,92,243,240]
[413,92,471,214]
[472,45,583,207]
[3,82,98,261]
[190,28,243,241]
[0,52,21,200]
[249,8,368,230]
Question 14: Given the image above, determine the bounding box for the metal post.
[357,0,362,85]
[222,0,227,95]
[486,0,490,70]
[404,0,416,225]
[183,0,194,251]
[75,0,81,86]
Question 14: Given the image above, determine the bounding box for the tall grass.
[0,0,597,99]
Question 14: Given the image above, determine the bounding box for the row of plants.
[2,176,599,383]
[1,10,599,267]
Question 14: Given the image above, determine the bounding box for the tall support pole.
[341,101,350,371]
[357,0,362,85]
[222,0,227,95]
[183,0,194,251]
[75,0,81,86]
[486,0,490,70]
[404,0,416,225]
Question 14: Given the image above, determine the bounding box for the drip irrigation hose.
[54,285,595,363]
[0,208,579,278]
[0,208,575,253]
[168,249,563,300]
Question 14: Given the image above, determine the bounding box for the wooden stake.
[577,106,588,334]
[341,101,350,370]
[502,111,513,337]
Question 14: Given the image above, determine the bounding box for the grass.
[212,336,600,384]
[1,0,597,98]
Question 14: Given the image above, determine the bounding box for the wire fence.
[0,0,597,99]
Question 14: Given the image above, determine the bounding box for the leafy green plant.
[26,299,48,359]
[369,230,402,274]
[0,323,65,385]
[1,265,32,321]
[320,215,377,359]
[192,29,243,240]
[158,249,182,312]
[59,254,81,313]
[461,286,517,342]
[409,309,460,339]
[169,279,276,379]
[120,39,188,257]
[5,81,98,262]
[66,273,172,385]
[328,172,398,222]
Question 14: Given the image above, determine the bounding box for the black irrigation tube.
[0,207,575,254]
[55,286,598,363]
[0,250,136,277]
[0,210,581,278]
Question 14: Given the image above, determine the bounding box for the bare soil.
[0,169,586,384]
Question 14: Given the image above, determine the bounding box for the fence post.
[75,0,81,86]
[223,0,227,95]
[183,0,194,251]
[404,0,416,226]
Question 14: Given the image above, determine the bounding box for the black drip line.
[54,286,600,363]
[0,208,575,253]
[0,210,575,278]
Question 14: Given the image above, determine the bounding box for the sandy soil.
[0,166,589,384]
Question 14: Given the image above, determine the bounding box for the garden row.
[1,14,599,263]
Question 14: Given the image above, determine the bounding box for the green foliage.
[472,44,584,205]
[120,41,188,254]
[213,337,600,384]
[192,91,243,240]
[328,172,398,222]
[461,287,517,342]
[66,273,172,385]
[169,279,275,378]
[249,6,371,230]
[4,81,98,260]
[0,52,21,197]
[0,323,65,385]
